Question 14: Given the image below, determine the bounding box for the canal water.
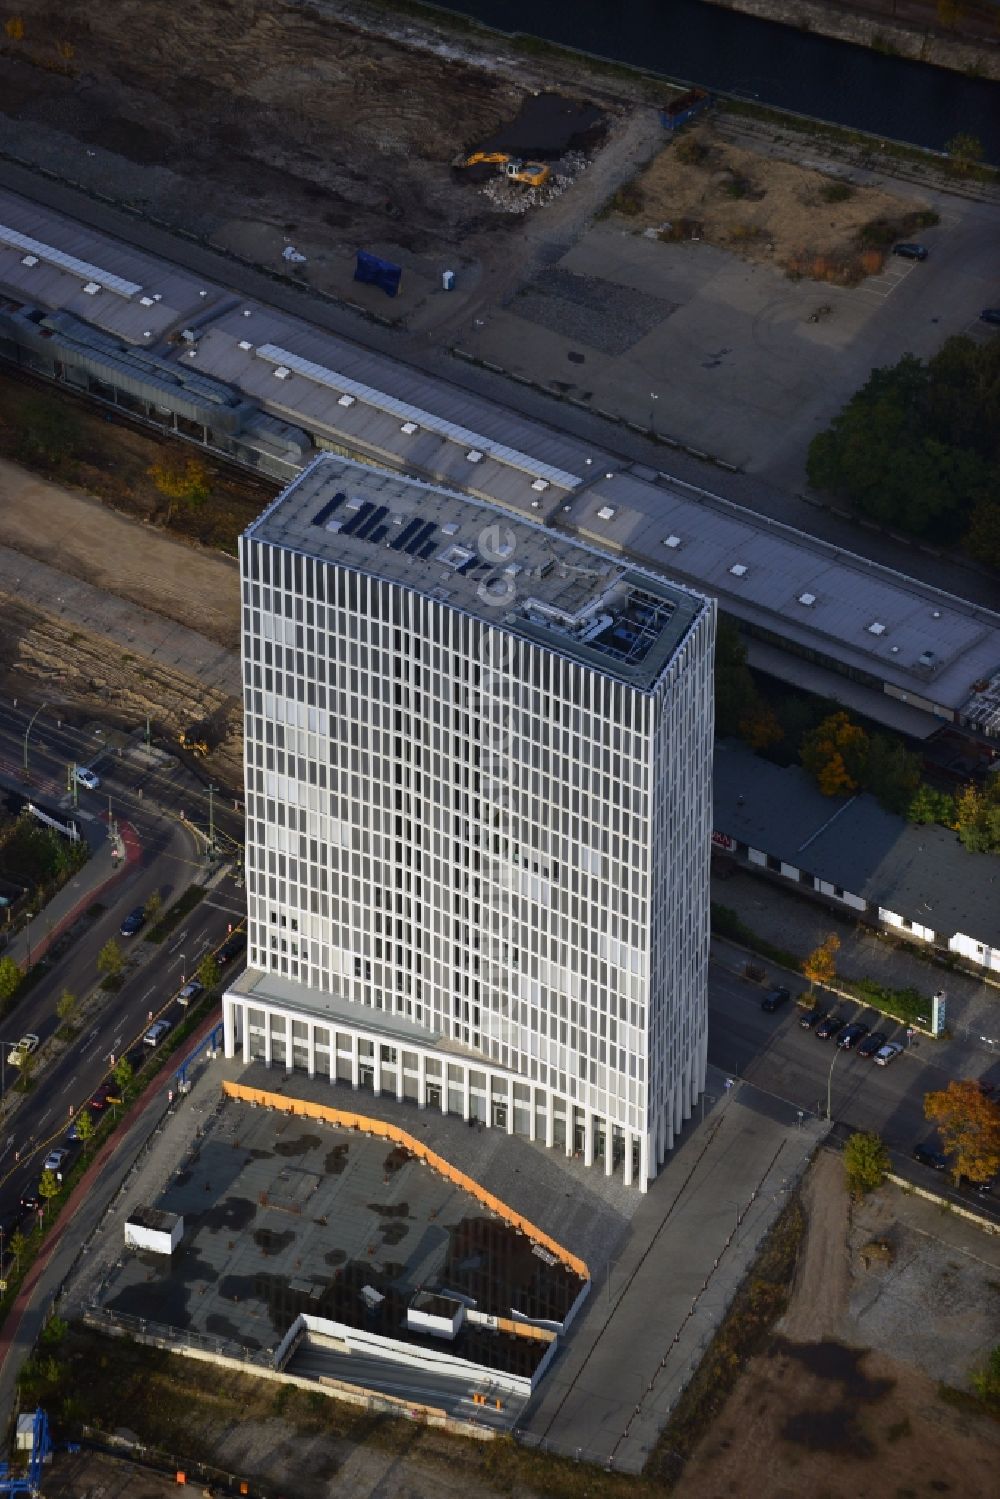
[436,0,1000,162]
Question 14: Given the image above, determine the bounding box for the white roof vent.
[663,535,681,549]
[345,494,365,511]
[932,610,942,619]
[21,254,38,267]
[242,308,252,317]
[918,650,936,666]
[82,281,101,295]
[139,295,155,306]
[531,479,549,493]
[238,339,253,351]
[441,545,474,570]
[273,366,291,380]
[729,563,748,578]
[798,592,816,606]
[441,522,459,536]
[152,294,163,302]
[186,349,197,359]
[142,330,152,339]
[337,394,355,408]
[198,290,208,298]
[400,421,419,435]
[867,621,886,636]
[597,505,616,521]
[466,449,484,463]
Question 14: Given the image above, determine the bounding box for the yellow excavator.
[457,151,551,188]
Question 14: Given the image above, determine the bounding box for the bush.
[849,977,926,1025]
[819,179,853,203]
[843,1131,890,1197]
[610,182,645,216]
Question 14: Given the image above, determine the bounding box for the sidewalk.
[713,867,1000,1065]
[3,817,140,974]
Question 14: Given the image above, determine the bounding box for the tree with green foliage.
[965,500,1000,572]
[972,1345,1000,1408]
[907,782,954,826]
[113,1054,135,1099]
[38,1168,60,1214]
[55,987,77,1024]
[145,889,162,924]
[715,616,760,738]
[807,340,1000,550]
[198,953,221,992]
[945,131,983,174]
[16,1050,35,1092]
[862,732,922,815]
[8,1228,27,1269]
[96,938,124,982]
[843,1131,890,1197]
[0,955,21,1003]
[73,1107,95,1149]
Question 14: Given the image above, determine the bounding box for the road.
[0,706,245,1256]
[707,960,999,1218]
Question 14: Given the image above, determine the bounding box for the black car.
[893,242,928,260]
[980,308,1000,325]
[19,1192,42,1215]
[913,1143,947,1171]
[856,1032,888,1059]
[218,931,246,965]
[120,905,146,937]
[815,1014,846,1041]
[959,1174,996,1198]
[799,1007,826,1030]
[837,1022,871,1051]
[761,986,791,1013]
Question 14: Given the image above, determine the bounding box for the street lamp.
[22,701,48,779]
[179,953,187,984]
[649,391,659,434]
[208,783,217,861]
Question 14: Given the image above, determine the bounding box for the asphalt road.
[707,962,999,1219]
[0,708,245,1249]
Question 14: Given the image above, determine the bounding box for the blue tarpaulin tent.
[354,250,402,298]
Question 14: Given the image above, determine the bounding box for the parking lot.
[458,154,999,488]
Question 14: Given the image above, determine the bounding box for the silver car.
[144,1019,172,1046]
[874,1041,904,1066]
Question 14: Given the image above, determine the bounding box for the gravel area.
[512,267,677,355]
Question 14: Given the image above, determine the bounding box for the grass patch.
[819,179,853,203]
[146,883,206,943]
[645,1194,807,1486]
[609,182,645,216]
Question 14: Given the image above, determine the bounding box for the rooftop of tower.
[246,455,708,690]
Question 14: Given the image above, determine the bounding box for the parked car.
[959,1174,996,1198]
[856,1032,887,1059]
[913,1143,947,1171]
[815,1014,846,1040]
[120,905,146,937]
[980,308,1000,325]
[90,1080,123,1111]
[837,1022,871,1051]
[42,1147,69,1178]
[19,1193,41,1216]
[218,931,246,965]
[6,1034,39,1067]
[799,1007,826,1030]
[893,242,928,260]
[74,765,101,791]
[761,986,791,1013]
[874,1042,904,1067]
[144,1019,172,1047]
[177,979,204,1007]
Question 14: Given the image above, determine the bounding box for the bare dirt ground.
[0,0,624,319]
[613,120,935,282]
[678,1150,1000,1498]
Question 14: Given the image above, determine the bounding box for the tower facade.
[224,456,714,1188]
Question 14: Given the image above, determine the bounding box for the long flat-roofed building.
[222,454,714,1188]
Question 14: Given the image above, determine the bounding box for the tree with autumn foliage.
[800,712,869,797]
[924,1079,1000,1185]
[803,933,840,995]
[148,455,211,524]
